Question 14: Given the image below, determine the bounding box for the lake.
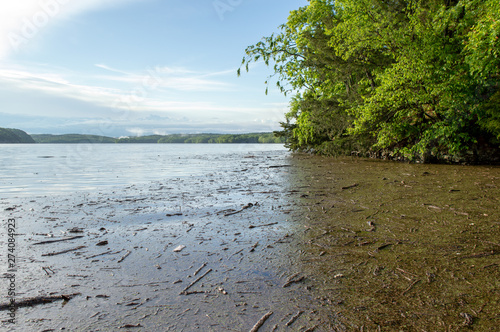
[0,143,288,198]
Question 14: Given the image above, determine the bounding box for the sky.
[0,0,308,137]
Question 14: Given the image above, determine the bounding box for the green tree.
[241,0,500,162]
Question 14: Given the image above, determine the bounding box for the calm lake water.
[0,144,288,198]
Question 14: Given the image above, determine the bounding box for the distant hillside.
[130,133,285,144]
[0,128,35,143]
[32,134,116,144]
[31,133,285,144]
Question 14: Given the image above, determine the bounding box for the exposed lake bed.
[288,155,500,331]
[1,147,499,331]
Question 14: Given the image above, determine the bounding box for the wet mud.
[1,152,499,331]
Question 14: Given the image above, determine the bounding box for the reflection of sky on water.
[0,144,287,198]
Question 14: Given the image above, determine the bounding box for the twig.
[249,311,273,332]
[304,324,319,332]
[0,293,80,310]
[249,222,278,229]
[86,249,122,260]
[229,248,244,259]
[285,310,304,327]
[376,243,392,252]
[33,236,84,245]
[117,250,132,263]
[482,240,500,247]
[116,280,171,288]
[180,268,212,295]
[249,242,259,253]
[42,246,86,256]
[402,279,421,295]
[224,203,254,216]
[268,165,291,168]
[396,267,418,278]
[183,291,207,295]
[342,183,359,190]
[458,250,500,260]
[176,308,191,317]
[194,263,207,276]
[86,250,113,259]
[119,324,142,329]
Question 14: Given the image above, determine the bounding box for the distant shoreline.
[30,132,285,144]
[0,128,286,144]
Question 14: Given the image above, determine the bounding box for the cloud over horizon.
[0,62,288,136]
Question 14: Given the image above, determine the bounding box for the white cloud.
[95,64,233,92]
[127,127,147,136]
[95,64,130,75]
[0,62,282,121]
[0,0,144,59]
[0,60,289,136]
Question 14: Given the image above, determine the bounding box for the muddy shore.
[1,153,499,331]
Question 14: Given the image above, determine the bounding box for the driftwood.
[268,165,291,168]
[85,249,122,260]
[304,324,320,332]
[249,222,278,229]
[180,268,212,295]
[165,212,183,217]
[228,248,245,261]
[286,310,304,327]
[0,293,80,310]
[42,246,86,256]
[33,236,84,245]
[249,242,259,253]
[119,323,142,328]
[117,250,132,263]
[194,263,207,276]
[249,311,273,332]
[224,203,254,216]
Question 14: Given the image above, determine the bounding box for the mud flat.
[1,152,499,331]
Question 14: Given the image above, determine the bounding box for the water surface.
[0,144,287,197]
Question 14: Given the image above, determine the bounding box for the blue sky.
[0,0,308,137]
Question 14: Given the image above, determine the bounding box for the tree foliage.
[241,0,500,162]
[0,127,35,143]
[32,133,284,144]
[32,134,117,144]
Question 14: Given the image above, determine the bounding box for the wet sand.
[1,153,499,331]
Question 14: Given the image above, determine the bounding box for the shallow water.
[0,144,287,197]
[1,146,303,331]
[1,150,499,331]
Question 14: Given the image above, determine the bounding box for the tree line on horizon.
[28,132,285,144]
[0,128,35,143]
[240,0,500,163]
